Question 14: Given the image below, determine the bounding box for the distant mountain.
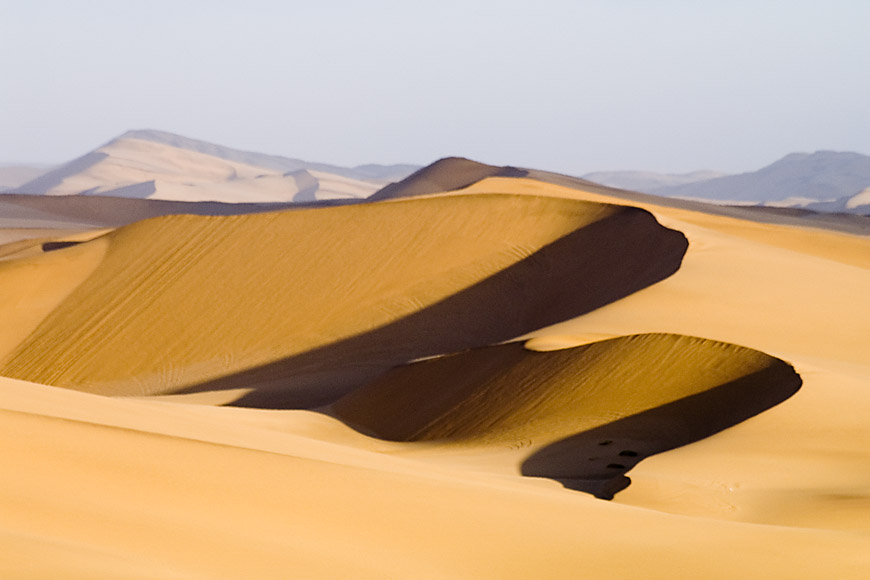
[581,170,727,194]
[357,157,869,236]
[653,151,870,210]
[12,130,420,203]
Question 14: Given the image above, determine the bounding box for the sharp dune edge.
[333,333,802,498]
[0,194,687,405]
[367,156,528,200]
[1,156,870,579]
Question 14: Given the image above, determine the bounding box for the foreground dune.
[430,174,870,530]
[3,374,869,580]
[0,194,686,406]
[335,333,801,498]
[1,157,868,578]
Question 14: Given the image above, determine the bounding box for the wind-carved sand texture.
[0,194,687,406]
[334,334,802,499]
[1,155,869,579]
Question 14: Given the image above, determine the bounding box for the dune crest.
[0,195,687,405]
[369,157,528,201]
[333,333,801,497]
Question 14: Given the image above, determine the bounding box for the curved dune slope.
[369,157,528,201]
[334,333,801,498]
[0,195,687,406]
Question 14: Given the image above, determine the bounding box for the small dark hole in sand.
[598,440,613,446]
[588,457,598,461]
[42,241,82,252]
[618,450,638,457]
[606,463,625,469]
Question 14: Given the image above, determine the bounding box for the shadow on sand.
[521,363,802,499]
[172,207,688,408]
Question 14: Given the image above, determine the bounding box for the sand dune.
[335,333,801,498]
[15,134,383,202]
[368,156,528,200]
[0,194,686,406]
[374,157,870,235]
[430,174,870,527]
[4,375,868,579]
[1,154,869,578]
[336,334,797,444]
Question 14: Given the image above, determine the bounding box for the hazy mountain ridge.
[655,151,870,213]
[581,151,870,215]
[581,169,727,193]
[8,134,869,213]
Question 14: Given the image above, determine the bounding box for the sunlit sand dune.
[2,374,868,580]
[334,333,801,498]
[0,194,686,406]
[425,174,870,532]
[1,155,869,578]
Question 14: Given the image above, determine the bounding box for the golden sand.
[0,194,685,405]
[1,160,868,578]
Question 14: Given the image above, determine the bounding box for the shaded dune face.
[0,195,687,406]
[369,157,528,201]
[333,334,802,499]
[198,205,689,408]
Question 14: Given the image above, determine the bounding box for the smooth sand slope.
[335,333,801,498]
[1,158,869,578]
[0,194,686,406]
[4,375,868,580]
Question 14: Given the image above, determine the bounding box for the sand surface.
[1,161,869,578]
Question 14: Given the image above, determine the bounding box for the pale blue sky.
[2,0,868,174]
